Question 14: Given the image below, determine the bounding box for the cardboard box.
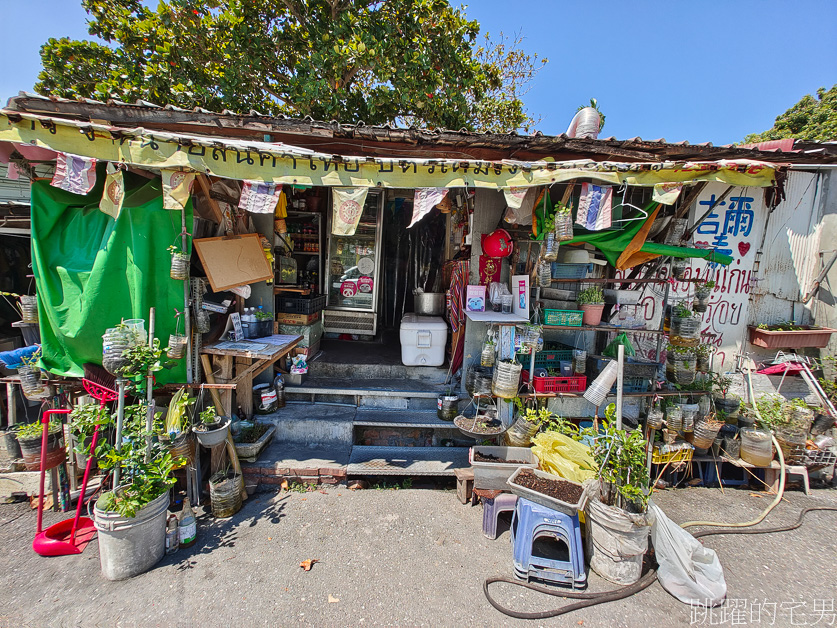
[278,320,324,348]
[275,311,320,326]
[292,340,321,358]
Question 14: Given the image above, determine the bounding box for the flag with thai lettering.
[239,180,282,214]
[50,152,97,195]
[162,169,195,210]
[576,183,613,231]
[409,188,448,228]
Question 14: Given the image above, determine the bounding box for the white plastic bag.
[648,500,726,607]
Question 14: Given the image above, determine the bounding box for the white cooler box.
[400,314,448,366]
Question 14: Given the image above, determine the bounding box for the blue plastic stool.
[510,497,586,589]
[482,493,517,539]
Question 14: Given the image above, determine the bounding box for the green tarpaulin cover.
[31,173,192,384]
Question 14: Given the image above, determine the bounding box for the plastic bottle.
[165,514,179,554]
[273,373,286,409]
[178,498,197,548]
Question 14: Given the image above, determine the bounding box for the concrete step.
[240,441,351,493]
[286,377,450,409]
[262,403,355,446]
[347,446,470,477]
[312,361,452,384]
[354,408,456,428]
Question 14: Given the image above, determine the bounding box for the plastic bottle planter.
[722,436,741,459]
[665,406,684,431]
[713,394,741,423]
[466,365,492,395]
[437,394,459,422]
[672,259,689,281]
[492,361,522,399]
[472,369,494,396]
[19,295,38,323]
[170,252,189,280]
[665,218,688,246]
[580,304,605,326]
[666,353,696,385]
[573,349,587,374]
[554,212,574,242]
[480,342,496,368]
[17,364,47,400]
[646,408,664,430]
[504,415,539,447]
[774,426,807,465]
[679,403,699,433]
[209,471,244,518]
[195,310,211,334]
[542,232,559,262]
[691,418,723,450]
[696,354,711,373]
[739,428,774,466]
[167,334,187,359]
[670,316,700,347]
[538,261,552,288]
[789,405,814,431]
[693,286,711,313]
[102,327,134,375]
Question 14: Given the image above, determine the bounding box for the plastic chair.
[482,493,517,539]
[510,497,586,589]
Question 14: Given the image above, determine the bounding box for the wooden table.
[200,335,302,418]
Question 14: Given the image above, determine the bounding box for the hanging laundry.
[332,187,369,235]
[652,182,684,205]
[409,188,448,228]
[576,182,613,231]
[50,152,97,195]
[99,163,124,219]
[239,180,282,214]
[162,169,196,210]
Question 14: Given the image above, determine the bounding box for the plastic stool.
[510,497,586,589]
[482,493,517,539]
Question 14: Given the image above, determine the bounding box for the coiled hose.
[483,366,836,619]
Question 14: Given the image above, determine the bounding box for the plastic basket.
[276,294,327,314]
[651,444,694,465]
[608,378,650,394]
[802,449,837,468]
[550,263,592,279]
[516,342,575,368]
[544,309,584,327]
[594,357,660,380]
[522,370,587,393]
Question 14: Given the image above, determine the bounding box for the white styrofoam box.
[400,314,448,366]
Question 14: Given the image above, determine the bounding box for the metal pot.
[414,292,445,316]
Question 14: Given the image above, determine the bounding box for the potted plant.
[158,387,195,466]
[168,244,189,281]
[711,373,741,419]
[94,402,182,580]
[70,403,113,469]
[16,350,47,400]
[693,280,715,313]
[577,285,605,326]
[194,406,231,448]
[695,343,712,372]
[253,308,274,338]
[541,212,559,262]
[670,304,700,347]
[749,321,836,349]
[665,344,696,385]
[233,420,277,462]
[554,201,574,242]
[672,258,689,280]
[15,418,65,471]
[167,310,187,359]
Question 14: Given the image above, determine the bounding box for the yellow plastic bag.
[531,432,598,483]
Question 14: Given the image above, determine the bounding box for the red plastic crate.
[522,370,587,393]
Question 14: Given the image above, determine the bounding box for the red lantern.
[481,229,514,258]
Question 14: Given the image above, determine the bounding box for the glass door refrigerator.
[323,190,384,337]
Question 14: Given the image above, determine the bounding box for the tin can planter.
[581,304,605,326]
[102,327,134,375]
[170,252,189,280]
[17,364,47,400]
[167,334,187,359]
[19,294,38,323]
[17,426,65,471]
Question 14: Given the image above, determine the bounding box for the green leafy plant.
[199,406,219,425]
[70,403,113,457]
[756,320,804,331]
[754,394,793,430]
[673,303,693,319]
[254,310,273,321]
[577,286,604,306]
[18,347,42,368]
[15,420,62,441]
[165,387,194,435]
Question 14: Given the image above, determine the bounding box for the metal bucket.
[414,292,445,316]
[94,490,169,581]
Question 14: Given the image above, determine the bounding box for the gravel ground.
[0,483,836,628]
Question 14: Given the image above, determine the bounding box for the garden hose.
[483,364,837,619]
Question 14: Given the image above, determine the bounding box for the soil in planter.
[454,415,505,435]
[473,452,527,464]
[195,420,224,433]
[514,468,583,504]
[234,422,270,444]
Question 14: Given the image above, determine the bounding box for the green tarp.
[30,173,192,384]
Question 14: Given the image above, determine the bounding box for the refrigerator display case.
[323,190,384,336]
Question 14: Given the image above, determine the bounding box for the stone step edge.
[286,386,441,398]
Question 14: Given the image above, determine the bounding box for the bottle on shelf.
[178,498,197,549]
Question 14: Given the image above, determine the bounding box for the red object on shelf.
[522,370,587,393]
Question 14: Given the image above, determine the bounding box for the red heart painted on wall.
[738,242,751,257]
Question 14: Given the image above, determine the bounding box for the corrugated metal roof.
[8,92,836,164]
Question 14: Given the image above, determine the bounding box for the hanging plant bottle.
[554,210,574,242]
[672,259,689,281]
[167,334,187,359]
[542,232,559,262]
[17,364,46,400]
[170,250,189,280]
[19,295,38,323]
[102,326,133,375]
[538,260,552,288]
[480,341,496,368]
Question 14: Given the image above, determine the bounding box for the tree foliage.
[744,85,837,143]
[36,0,545,132]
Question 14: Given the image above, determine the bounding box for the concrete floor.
[1,484,836,627]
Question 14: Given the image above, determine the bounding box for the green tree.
[36,0,545,132]
[744,85,837,143]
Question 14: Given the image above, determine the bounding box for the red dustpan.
[33,408,97,556]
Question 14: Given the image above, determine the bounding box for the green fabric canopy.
[31,173,192,384]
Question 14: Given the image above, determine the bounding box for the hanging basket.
[167,334,187,359]
[542,232,559,262]
[17,365,47,400]
[554,212,574,242]
[170,252,190,280]
[102,326,134,375]
[19,295,38,323]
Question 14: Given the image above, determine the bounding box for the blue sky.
[2,0,835,145]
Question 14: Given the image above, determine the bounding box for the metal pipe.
[113,377,126,487]
[145,307,156,461]
[616,344,624,430]
[181,207,192,383]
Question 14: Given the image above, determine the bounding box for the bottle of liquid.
[165,514,179,554]
[178,498,197,549]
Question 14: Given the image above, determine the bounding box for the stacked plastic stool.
[482,493,518,539]
[510,497,586,589]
